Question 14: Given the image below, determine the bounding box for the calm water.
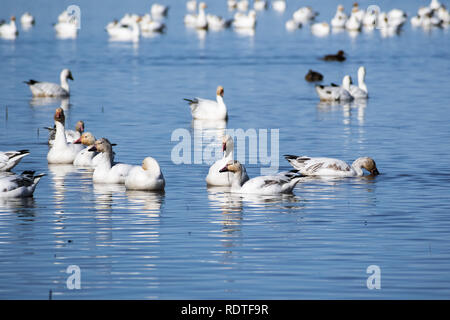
[1,0,450,299]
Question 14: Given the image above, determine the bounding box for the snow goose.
[20,12,35,28]
[187,0,197,12]
[272,0,286,13]
[305,70,323,82]
[140,14,166,33]
[233,10,257,29]
[348,66,368,99]
[362,7,378,28]
[0,171,45,198]
[195,2,208,30]
[206,135,249,186]
[351,2,365,22]
[254,0,268,11]
[345,8,362,31]
[228,0,238,11]
[237,0,249,12]
[331,5,348,28]
[293,7,318,24]
[54,18,78,39]
[125,157,165,191]
[311,22,330,36]
[0,150,29,172]
[219,160,303,195]
[73,132,104,167]
[315,75,353,102]
[207,14,232,30]
[151,3,169,18]
[46,120,84,146]
[0,16,18,39]
[184,85,228,120]
[47,108,84,164]
[25,69,73,98]
[321,50,346,61]
[89,138,133,184]
[430,0,442,10]
[284,155,379,177]
[108,19,141,42]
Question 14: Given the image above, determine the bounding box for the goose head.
[75,120,85,133]
[199,2,207,10]
[219,160,242,173]
[216,85,224,97]
[54,107,65,125]
[61,69,74,81]
[222,134,234,153]
[337,5,344,12]
[11,16,16,22]
[355,157,379,175]
[74,132,96,146]
[88,138,115,153]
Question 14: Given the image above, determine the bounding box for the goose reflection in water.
[316,99,367,126]
[125,190,165,215]
[29,97,70,110]
[93,183,126,211]
[48,164,78,207]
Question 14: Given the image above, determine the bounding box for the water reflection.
[48,164,78,207]
[316,100,367,126]
[126,190,165,214]
[92,183,126,211]
[29,97,70,110]
[0,197,36,212]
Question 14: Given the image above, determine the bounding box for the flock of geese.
[1,0,449,40]
[1,0,447,198]
[1,55,377,198]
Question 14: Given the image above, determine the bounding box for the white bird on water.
[0,150,29,172]
[24,69,74,98]
[0,171,45,198]
[184,86,228,121]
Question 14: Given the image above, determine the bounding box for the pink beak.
[222,142,226,152]
[219,165,229,173]
[73,137,82,144]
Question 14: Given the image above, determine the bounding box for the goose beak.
[68,73,74,81]
[371,168,380,175]
[222,142,226,152]
[73,137,82,144]
[88,146,97,152]
[219,165,229,173]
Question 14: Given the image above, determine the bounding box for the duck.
[348,66,368,99]
[184,86,227,120]
[315,75,353,102]
[0,171,45,198]
[0,150,30,172]
[47,108,84,164]
[305,70,323,82]
[311,22,330,36]
[24,69,74,97]
[331,5,348,28]
[206,135,249,186]
[233,10,257,29]
[272,0,287,13]
[254,0,268,11]
[219,160,303,195]
[322,50,346,62]
[125,157,165,191]
[46,120,84,146]
[20,12,35,27]
[284,155,379,177]
[73,132,105,167]
[151,3,169,18]
[89,138,133,184]
[0,16,18,39]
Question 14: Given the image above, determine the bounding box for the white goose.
[125,157,165,191]
[237,0,249,12]
[233,10,257,29]
[315,75,353,102]
[0,171,45,198]
[107,19,140,42]
[311,22,330,36]
[207,14,231,30]
[54,17,78,39]
[219,160,303,195]
[151,3,169,18]
[345,8,362,31]
[20,12,35,27]
[272,0,286,13]
[0,16,18,39]
[89,138,133,184]
[206,135,249,186]
[73,132,104,168]
[140,14,166,33]
[25,69,73,97]
[284,155,380,177]
[331,5,348,28]
[0,150,29,172]
[293,7,318,24]
[184,86,228,120]
[47,108,84,164]
[187,0,197,12]
[46,120,84,146]
[254,0,268,11]
[348,66,368,99]
[195,2,208,30]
